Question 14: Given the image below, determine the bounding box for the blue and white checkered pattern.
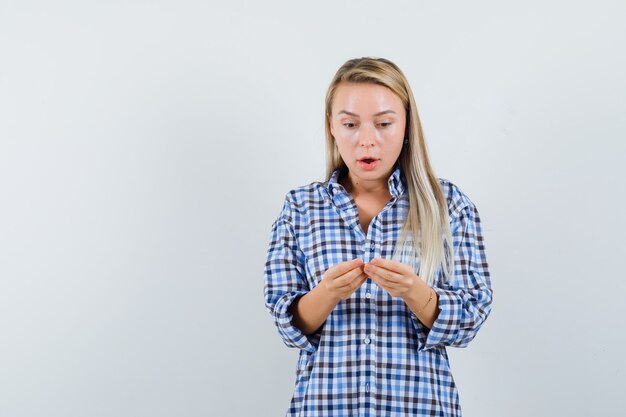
[264,166,493,417]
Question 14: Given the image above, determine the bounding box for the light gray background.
[1,1,625,416]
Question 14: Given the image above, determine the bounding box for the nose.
[357,124,376,148]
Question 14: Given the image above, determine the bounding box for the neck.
[339,168,393,199]
[347,174,387,196]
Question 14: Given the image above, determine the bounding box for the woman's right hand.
[291,258,368,335]
[321,258,368,302]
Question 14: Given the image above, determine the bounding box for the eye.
[343,122,356,128]
[378,122,392,128]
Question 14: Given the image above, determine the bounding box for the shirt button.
[365,382,370,393]
[365,292,372,299]
[364,337,371,345]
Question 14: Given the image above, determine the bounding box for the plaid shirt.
[264,166,493,417]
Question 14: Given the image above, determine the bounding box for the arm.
[291,283,339,335]
[410,202,493,352]
[263,198,319,353]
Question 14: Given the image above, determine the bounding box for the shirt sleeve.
[411,202,493,352]
[263,196,318,353]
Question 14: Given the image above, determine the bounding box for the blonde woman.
[264,57,493,417]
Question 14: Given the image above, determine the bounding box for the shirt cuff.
[410,286,467,352]
[271,291,318,353]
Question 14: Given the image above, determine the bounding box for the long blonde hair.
[324,57,454,286]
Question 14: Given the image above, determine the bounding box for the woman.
[264,57,493,417]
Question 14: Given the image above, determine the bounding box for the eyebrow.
[337,110,396,117]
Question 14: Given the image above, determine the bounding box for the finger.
[367,273,382,288]
[369,257,413,275]
[371,276,390,293]
[339,274,367,299]
[375,278,403,290]
[328,258,364,279]
[335,267,367,288]
[349,273,368,290]
[367,267,407,290]
[365,263,403,283]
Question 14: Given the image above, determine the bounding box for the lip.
[357,159,380,171]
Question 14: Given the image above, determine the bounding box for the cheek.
[381,128,404,147]
[335,142,351,157]
[390,123,405,137]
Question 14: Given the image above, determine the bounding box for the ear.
[328,113,335,137]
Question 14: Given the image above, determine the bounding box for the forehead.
[332,82,403,114]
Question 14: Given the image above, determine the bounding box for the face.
[329,82,406,190]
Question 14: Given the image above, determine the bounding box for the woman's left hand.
[363,258,419,299]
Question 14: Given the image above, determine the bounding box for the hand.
[321,258,368,302]
[364,258,419,299]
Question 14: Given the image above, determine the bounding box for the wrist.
[403,279,433,312]
[402,277,425,303]
[316,280,341,306]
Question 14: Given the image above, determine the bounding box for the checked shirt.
[264,165,493,417]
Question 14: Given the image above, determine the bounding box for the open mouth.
[357,158,379,170]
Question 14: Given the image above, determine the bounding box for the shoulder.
[276,179,328,222]
[436,177,477,220]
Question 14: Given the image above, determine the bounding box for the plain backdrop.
[1,1,625,416]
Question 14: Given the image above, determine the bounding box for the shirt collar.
[326,164,406,200]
